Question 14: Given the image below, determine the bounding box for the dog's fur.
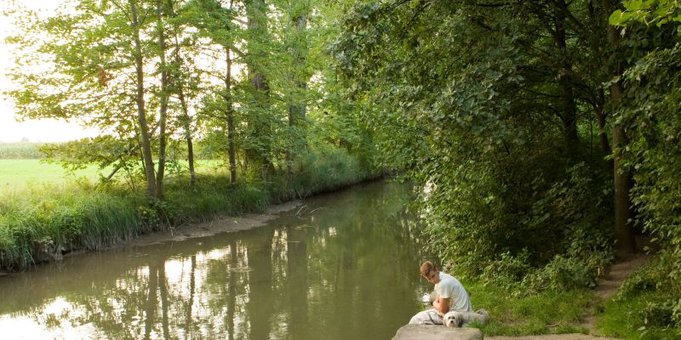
[443,309,489,327]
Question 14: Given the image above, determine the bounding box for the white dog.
[443,309,490,327]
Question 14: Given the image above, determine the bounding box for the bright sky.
[0,0,98,143]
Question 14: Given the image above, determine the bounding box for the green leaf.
[625,0,645,11]
[609,10,628,25]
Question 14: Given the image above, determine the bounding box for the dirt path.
[487,254,651,340]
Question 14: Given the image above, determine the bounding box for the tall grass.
[164,176,270,223]
[270,144,383,202]
[0,185,143,270]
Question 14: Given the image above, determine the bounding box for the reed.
[164,175,269,222]
[277,145,382,201]
[0,184,144,270]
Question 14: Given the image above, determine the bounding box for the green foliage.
[289,143,376,197]
[638,300,678,328]
[40,137,137,171]
[610,0,681,27]
[424,155,614,290]
[608,255,681,337]
[164,175,269,220]
[600,3,681,337]
[615,29,681,321]
[522,255,600,293]
[481,251,533,291]
[331,0,620,292]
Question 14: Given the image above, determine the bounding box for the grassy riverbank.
[464,255,681,339]
[0,147,381,271]
[468,282,595,335]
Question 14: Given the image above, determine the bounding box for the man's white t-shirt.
[435,272,472,312]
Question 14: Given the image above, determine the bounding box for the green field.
[0,159,230,194]
[0,159,105,193]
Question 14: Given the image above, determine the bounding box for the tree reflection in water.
[0,181,430,339]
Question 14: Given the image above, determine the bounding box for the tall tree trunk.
[288,11,308,124]
[613,124,635,256]
[168,1,196,187]
[246,0,272,179]
[131,0,157,198]
[554,0,579,150]
[178,89,196,187]
[604,0,636,257]
[594,100,611,154]
[286,5,309,183]
[226,48,237,185]
[156,0,169,199]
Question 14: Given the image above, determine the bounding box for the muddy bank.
[107,200,304,248]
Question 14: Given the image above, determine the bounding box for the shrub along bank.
[0,148,382,272]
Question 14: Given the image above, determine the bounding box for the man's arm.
[433,297,451,315]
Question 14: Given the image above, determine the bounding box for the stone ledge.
[392,325,483,340]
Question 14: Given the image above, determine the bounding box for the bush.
[425,159,615,293]
[639,300,677,328]
[617,259,665,300]
[481,250,533,291]
[522,255,597,293]
[614,254,681,330]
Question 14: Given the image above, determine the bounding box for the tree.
[167,0,203,187]
[602,0,636,257]
[5,0,211,198]
[610,0,681,300]
[154,0,172,198]
[331,0,627,280]
[283,0,311,182]
[244,0,276,179]
[186,0,243,184]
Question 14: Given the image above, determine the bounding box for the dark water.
[0,180,431,339]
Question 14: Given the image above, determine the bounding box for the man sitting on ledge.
[409,260,472,325]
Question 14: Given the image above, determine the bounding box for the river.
[0,180,431,339]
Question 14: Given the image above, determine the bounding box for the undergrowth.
[597,254,681,339]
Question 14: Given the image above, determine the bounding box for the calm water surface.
[0,180,430,339]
